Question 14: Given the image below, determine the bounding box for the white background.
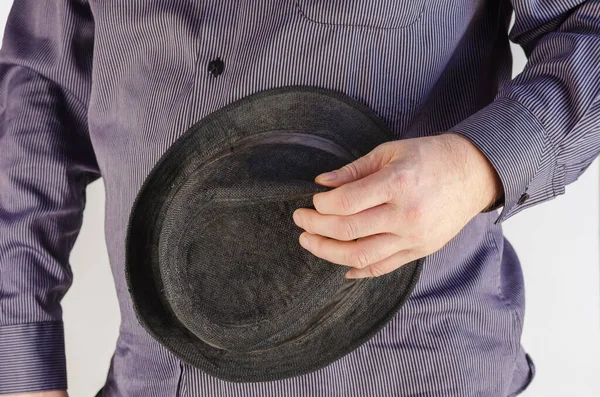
[1,2,599,396]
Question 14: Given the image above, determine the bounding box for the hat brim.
[125,86,423,382]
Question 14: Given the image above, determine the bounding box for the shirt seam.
[293,1,428,31]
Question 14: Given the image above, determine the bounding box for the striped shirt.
[1,0,599,395]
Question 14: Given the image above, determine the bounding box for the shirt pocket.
[295,0,429,29]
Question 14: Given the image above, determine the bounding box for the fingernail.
[345,270,356,279]
[299,234,310,249]
[317,171,337,181]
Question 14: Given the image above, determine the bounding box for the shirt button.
[208,58,224,77]
[517,193,529,205]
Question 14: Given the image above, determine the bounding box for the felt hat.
[125,86,424,382]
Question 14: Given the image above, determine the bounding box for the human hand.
[292,133,503,279]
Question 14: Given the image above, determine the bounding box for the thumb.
[315,144,390,187]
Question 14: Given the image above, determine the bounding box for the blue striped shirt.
[1,0,599,395]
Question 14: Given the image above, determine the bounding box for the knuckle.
[375,142,394,160]
[337,192,355,213]
[348,249,372,269]
[389,166,406,185]
[387,171,407,198]
[331,221,346,240]
[339,217,358,241]
[342,162,360,179]
[387,203,404,225]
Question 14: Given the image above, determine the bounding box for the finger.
[314,144,390,188]
[344,249,419,279]
[313,166,395,216]
[293,203,396,241]
[298,232,404,268]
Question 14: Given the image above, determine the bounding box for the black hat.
[125,86,423,383]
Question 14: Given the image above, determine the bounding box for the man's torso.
[87,1,533,395]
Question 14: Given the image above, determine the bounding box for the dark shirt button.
[208,58,224,77]
[517,193,529,205]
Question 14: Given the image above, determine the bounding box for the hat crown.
[159,132,356,351]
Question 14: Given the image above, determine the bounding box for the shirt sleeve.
[450,0,600,224]
[0,0,99,394]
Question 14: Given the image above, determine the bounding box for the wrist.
[440,132,504,213]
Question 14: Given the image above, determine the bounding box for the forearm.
[451,1,600,224]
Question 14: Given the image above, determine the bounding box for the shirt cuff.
[450,96,558,224]
[0,321,67,394]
